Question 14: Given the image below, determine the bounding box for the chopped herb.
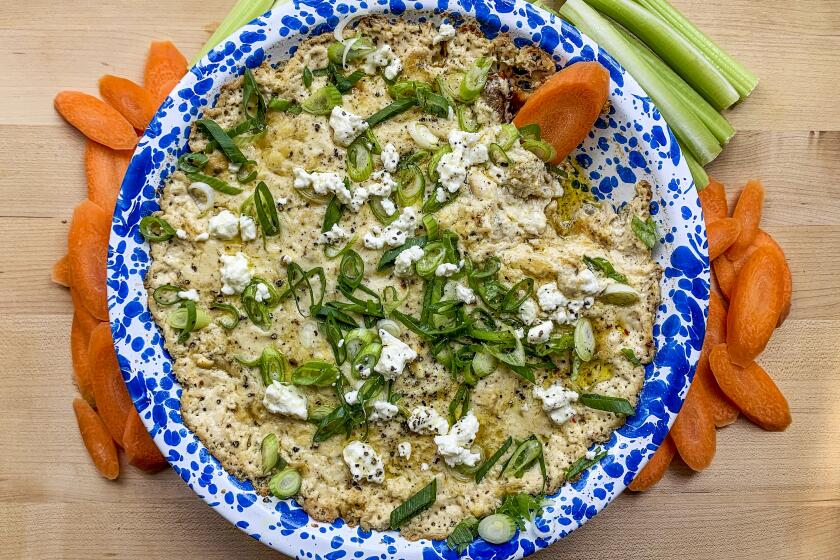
[446,516,479,553]
[621,348,643,366]
[321,195,345,233]
[389,478,437,529]
[632,215,657,249]
[302,66,313,88]
[253,181,280,237]
[139,216,176,242]
[184,171,242,195]
[236,346,288,386]
[500,436,543,479]
[494,493,545,530]
[582,255,629,283]
[195,118,248,164]
[291,360,340,387]
[366,98,418,127]
[474,437,513,482]
[579,393,636,415]
[565,447,607,481]
[209,302,241,330]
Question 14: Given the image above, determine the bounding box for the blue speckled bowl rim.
[107,0,710,558]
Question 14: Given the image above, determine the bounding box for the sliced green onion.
[324,235,357,260]
[574,318,596,362]
[488,143,510,166]
[302,66,313,89]
[327,36,375,65]
[291,360,340,387]
[254,181,280,237]
[428,144,453,183]
[521,138,556,162]
[395,164,425,206]
[389,478,437,529]
[579,393,635,415]
[302,84,343,115]
[565,447,607,481]
[446,517,479,554]
[456,104,480,133]
[583,255,628,283]
[448,383,471,424]
[366,98,417,127]
[460,57,492,103]
[389,80,433,100]
[478,514,516,544]
[347,137,373,182]
[178,152,209,173]
[599,283,640,306]
[475,436,513,482]
[621,348,643,367]
[241,278,280,330]
[169,301,200,343]
[352,342,382,378]
[153,284,182,306]
[268,97,301,113]
[196,118,247,164]
[241,68,267,127]
[369,196,398,225]
[237,346,288,386]
[408,122,440,150]
[517,124,541,142]
[322,195,345,233]
[210,302,240,330]
[184,171,242,195]
[471,351,498,379]
[261,433,281,475]
[500,437,542,478]
[632,215,658,249]
[417,89,451,119]
[497,124,519,150]
[330,66,365,94]
[435,73,462,104]
[268,468,301,499]
[415,242,446,278]
[139,216,176,242]
[422,215,439,241]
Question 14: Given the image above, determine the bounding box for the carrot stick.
[89,322,133,447]
[728,229,793,327]
[670,380,716,471]
[67,200,110,321]
[99,75,157,131]
[53,91,138,150]
[512,61,610,164]
[709,344,791,431]
[706,217,741,261]
[85,140,132,213]
[70,295,101,407]
[726,246,785,366]
[144,41,188,105]
[73,398,119,480]
[51,255,71,287]
[726,180,764,260]
[698,177,728,226]
[628,434,676,492]
[712,257,735,300]
[123,409,168,473]
[696,292,739,426]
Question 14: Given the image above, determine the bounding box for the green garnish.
[184,171,243,195]
[579,393,636,415]
[169,301,199,343]
[415,241,447,279]
[241,68,267,129]
[395,164,425,206]
[139,216,176,242]
[268,97,301,113]
[621,348,643,366]
[209,302,241,330]
[488,143,510,166]
[284,262,327,317]
[500,436,543,478]
[291,360,340,387]
[152,284,182,306]
[573,317,596,362]
[518,123,541,142]
[366,98,418,127]
[446,517,479,553]
[494,493,545,530]
[478,514,516,544]
[427,144,452,182]
[377,236,428,270]
[236,346,288,386]
[565,447,607,481]
[416,88,450,118]
[321,195,345,233]
[582,255,629,283]
[521,138,557,162]
[460,57,492,103]
[327,37,375,65]
[448,383,471,425]
[474,436,513,482]
[346,136,374,182]
[351,341,382,377]
[599,283,640,306]
[369,196,398,225]
[196,118,248,164]
[260,433,283,475]
[632,215,657,249]
[240,277,281,330]
[389,478,437,529]
[177,152,209,173]
[456,104,479,133]
[302,66,313,89]
[496,124,520,150]
[301,84,343,115]
[268,468,301,499]
[253,181,280,237]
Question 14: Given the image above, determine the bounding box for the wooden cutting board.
[0,1,838,558]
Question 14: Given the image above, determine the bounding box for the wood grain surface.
[1,1,838,558]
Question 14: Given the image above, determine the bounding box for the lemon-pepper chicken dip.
[143,15,661,544]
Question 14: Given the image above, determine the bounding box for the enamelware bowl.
[108,0,709,557]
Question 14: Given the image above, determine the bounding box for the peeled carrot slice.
[698,177,728,226]
[70,295,101,407]
[713,257,736,300]
[54,91,138,150]
[67,200,110,321]
[726,246,785,367]
[709,344,791,431]
[89,322,133,447]
[628,435,675,492]
[52,255,71,287]
[728,229,793,327]
[726,180,764,260]
[123,409,168,472]
[512,61,610,164]
[73,398,119,480]
[707,217,741,261]
[670,380,716,471]
[694,292,739,426]
[144,41,188,105]
[85,140,132,213]
[99,74,157,131]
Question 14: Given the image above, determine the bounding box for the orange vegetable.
[696,292,739,426]
[712,257,736,300]
[726,246,785,366]
[123,409,168,472]
[70,296,101,407]
[698,177,728,225]
[85,140,133,213]
[73,398,119,480]
[709,344,791,432]
[67,200,111,321]
[706,217,741,260]
[670,380,716,471]
[726,180,764,260]
[512,61,610,164]
[53,91,138,150]
[89,322,133,447]
[628,435,675,492]
[51,255,71,287]
[144,41,188,105]
[99,74,157,131]
[728,229,793,327]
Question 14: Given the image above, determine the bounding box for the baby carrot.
[51,255,71,287]
[85,140,132,213]
[713,257,736,300]
[123,409,168,472]
[67,200,111,321]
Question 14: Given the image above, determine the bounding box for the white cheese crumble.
[194,232,210,242]
[394,245,424,277]
[363,44,402,80]
[342,440,384,484]
[175,228,187,239]
[293,168,351,203]
[363,207,420,248]
[208,209,240,239]
[420,462,430,471]
[280,255,292,265]
[454,283,476,304]
[537,283,567,312]
[432,22,456,45]
[574,268,604,296]
[527,320,553,343]
[436,130,489,196]
[519,299,538,325]
[219,252,252,295]
[374,329,418,380]
[317,223,351,245]
[533,383,579,425]
[239,215,258,242]
[407,406,449,435]
[584,448,598,461]
[177,289,199,302]
[367,170,397,197]
[344,390,359,405]
[381,143,400,173]
[329,107,369,147]
[435,260,463,277]
[434,412,480,467]
[398,441,412,459]
[380,198,397,217]
[263,382,308,420]
[253,282,271,303]
[368,400,399,422]
[537,282,593,325]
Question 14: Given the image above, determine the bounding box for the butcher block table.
[1,1,838,558]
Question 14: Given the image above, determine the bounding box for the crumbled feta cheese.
[349,185,369,212]
[527,320,553,343]
[584,448,598,461]
[280,255,292,265]
[420,462,430,471]
[381,143,400,173]
[435,260,462,277]
[436,130,489,195]
[435,187,448,203]
[514,327,525,340]
[575,268,604,296]
[538,282,594,325]
[363,44,402,80]
[344,390,359,405]
[317,223,351,245]
[380,198,397,217]
[519,299,538,325]
[293,168,351,203]
[407,406,449,435]
[208,209,240,240]
[239,215,258,242]
[368,400,399,422]
[533,383,579,425]
[175,228,187,239]
[177,289,199,302]
[194,232,210,242]
[219,252,252,295]
[537,283,568,312]
[454,283,476,304]
[329,106,369,147]
[394,245,424,277]
[374,329,417,379]
[432,22,456,45]
[363,207,420,248]
[342,440,384,484]
[398,441,412,459]
[367,170,397,197]
[228,162,241,173]
[253,282,271,303]
[277,196,289,206]
[263,382,308,419]
[434,412,481,467]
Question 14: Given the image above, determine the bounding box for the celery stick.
[612,22,735,146]
[585,0,738,111]
[558,0,721,165]
[634,0,757,100]
[191,0,278,65]
[684,150,709,190]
